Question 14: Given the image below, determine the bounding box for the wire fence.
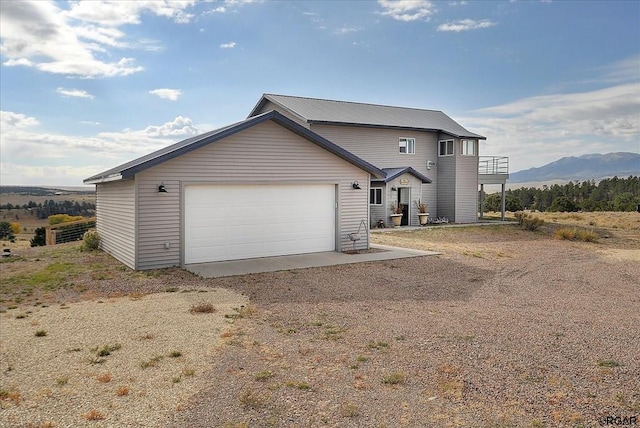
[46,218,96,245]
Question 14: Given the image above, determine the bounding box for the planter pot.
[418,212,429,225]
[390,214,403,227]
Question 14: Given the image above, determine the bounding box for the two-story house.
[84,94,500,270]
[249,94,486,225]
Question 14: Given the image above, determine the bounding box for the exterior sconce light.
[427,160,436,170]
[391,187,397,191]
[158,183,167,193]
[352,181,361,189]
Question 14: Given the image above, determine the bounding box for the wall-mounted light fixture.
[391,187,397,191]
[427,160,436,170]
[352,181,361,189]
[158,183,167,193]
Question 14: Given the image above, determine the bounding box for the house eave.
[83,173,123,185]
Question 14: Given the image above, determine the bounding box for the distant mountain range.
[509,152,640,183]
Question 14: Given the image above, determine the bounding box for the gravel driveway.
[169,229,640,427]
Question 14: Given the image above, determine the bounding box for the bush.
[48,214,84,225]
[0,221,14,240]
[514,212,544,231]
[549,196,580,212]
[10,222,21,235]
[82,230,100,251]
[30,227,46,247]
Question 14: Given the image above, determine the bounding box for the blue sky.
[1,0,638,187]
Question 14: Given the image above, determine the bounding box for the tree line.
[0,200,96,219]
[482,176,640,212]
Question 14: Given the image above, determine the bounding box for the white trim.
[438,139,454,157]
[399,137,415,155]
[461,139,476,156]
[369,187,383,205]
[84,173,123,184]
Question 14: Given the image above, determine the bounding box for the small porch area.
[478,156,510,220]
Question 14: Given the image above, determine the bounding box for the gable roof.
[249,94,485,140]
[84,110,385,184]
[373,167,432,184]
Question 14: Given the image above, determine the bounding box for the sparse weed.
[84,409,105,421]
[96,373,112,383]
[116,386,129,396]
[239,390,270,408]
[255,370,275,381]
[340,403,360,418]
[189,301,216,314]
[381,372,406,385]
[284,380,310,390]
[35,329,47,337]
[96,343,121,357]
[56,377,69,386]
[140,355,164,369]
[182,368,195,377]
[169,351,182,358]
[367,340,389,350]
[597,359,620,368]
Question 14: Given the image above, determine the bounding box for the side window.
[399,137,415,154]
[439,139,454,156]
[369,188,383,205]
[461,139,476,156]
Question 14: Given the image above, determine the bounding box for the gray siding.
[455,152,479,223]
[255,101,310,128]
[311,125,439,221]
[96,180,136,269]
[436,153,456,221]
[135,120,370,270]
[385,174,424,226]
[369,185,386,227]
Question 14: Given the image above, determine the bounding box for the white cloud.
[57,87,95,99]
[149,88,183,101]
[437,19,496,32]
[378,0,435,22]
[0,111,201,185]
[0,111,40,128]
[220,42,237,49]
[0,0,196,78]
[335,27,359,35]
[463,83,640,171]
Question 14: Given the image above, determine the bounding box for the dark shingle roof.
[373,167,432,184]
[250,94,485,139]
[84,111,385,184]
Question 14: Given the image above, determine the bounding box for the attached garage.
[85,111,384,270]
[184,184,336,263]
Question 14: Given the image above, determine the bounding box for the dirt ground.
[1,214,639,427]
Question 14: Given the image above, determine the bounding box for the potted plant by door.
[390,202,403,227]
[415,199,429,225]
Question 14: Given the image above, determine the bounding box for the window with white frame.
[461,139,476,156]
[370,188,383,205]
[439,139,454,156]
[399,137,415,154]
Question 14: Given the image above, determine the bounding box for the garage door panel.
[185,184,335,263]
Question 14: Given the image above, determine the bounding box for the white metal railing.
[479,156,509,175]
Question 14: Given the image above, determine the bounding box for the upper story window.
[370,188,383,205]
[439,139,454,156]
[461,139,476,156]
[399,137,415,154]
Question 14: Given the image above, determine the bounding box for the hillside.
[509,152,640,183]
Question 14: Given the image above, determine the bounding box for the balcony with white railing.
[479,156,509,184]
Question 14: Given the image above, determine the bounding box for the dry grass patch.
[83,409,105,421]
[96,373,112,383]
[116,386,129,396]
[189,300,216,314]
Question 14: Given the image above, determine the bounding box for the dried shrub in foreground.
[116,386,130,396]
[189,301,216,314]
[515,211,544,231]
[84,409,105,421]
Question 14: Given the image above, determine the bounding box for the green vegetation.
[484,176,640,212]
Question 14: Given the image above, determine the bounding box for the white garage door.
[184,184,336,263]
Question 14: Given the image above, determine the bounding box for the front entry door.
[398,187,410,226]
